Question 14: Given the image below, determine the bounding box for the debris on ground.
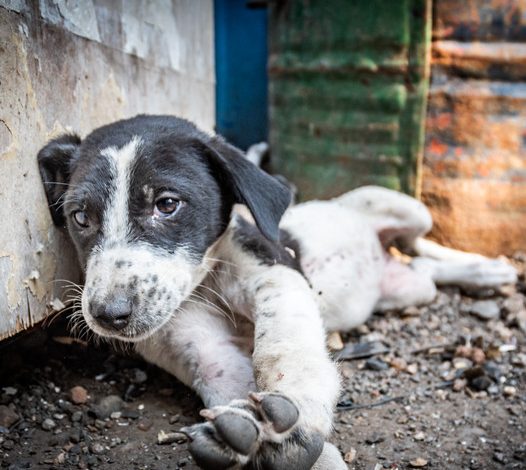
[0,253,524,469]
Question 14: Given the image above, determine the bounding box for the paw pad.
[215,412,259,455]
[256,393,299,433]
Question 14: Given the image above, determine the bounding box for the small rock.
[121,409,140,420]
[414,432,425,441]
[131,369,148,384]
[493,452,507,464]
[42,418,57,431]
[168,414,180,424]
[470,375,492,392]
[503,386,517,397]
[137,419,153,431]
[327,332,344,351]
[365,433,385,445]
[453,357,473,370]
[406,363,418,375]
[365,358,389,371]
[453,379,467,392]
[0,405,19,428]
[71,411,83,422]
[401,306,420,317]
[110,411,122,419]
[389,357,407,371]
[90,442,105,454]
[2,387,17,397]
[157,430,188,445]
[70,386,89,405]
[409,457,428,467]
[470,300,500,320]
[344,448,357,463]
[471,348,486,365]
[93,395,123,419]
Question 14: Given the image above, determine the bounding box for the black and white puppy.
[38,115,517,470]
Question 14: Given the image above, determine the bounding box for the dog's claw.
[215,412,259,455]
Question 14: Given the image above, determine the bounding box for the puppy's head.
[38,115,290,341]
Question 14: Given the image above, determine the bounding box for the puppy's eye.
[154,197,180,216]
[73,210,89,228]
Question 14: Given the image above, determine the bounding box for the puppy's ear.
[37,134,81,227]
[204,137,291,241]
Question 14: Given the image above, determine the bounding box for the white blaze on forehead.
[101,136,142,245]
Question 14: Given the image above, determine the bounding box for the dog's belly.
[281,201,385,331]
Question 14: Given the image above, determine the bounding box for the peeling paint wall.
[422,0,526,256]
[0,0,215,340]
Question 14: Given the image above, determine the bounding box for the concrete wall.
[0,0,215,340]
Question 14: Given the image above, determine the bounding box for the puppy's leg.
[136,307,255,408]
[376,256,437,311]
[184,265,343,469]
[333,186,433,247]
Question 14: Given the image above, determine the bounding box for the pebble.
[70,386,89,405]
[131,369,148,384]
[414,432,425,441]
[365,358,389,371]
[503,386,516,397]
[137,419,153,431]
[409,457,428,467]
[2,387,17,397]
[90,442,105,454]
[0,405,19,428]
[344,447,357,463]
[470,300,500,320]
[470,375,492,392]
[365,433,385,445]
[452,378,467,392]
[327,332,344,351]
[41,418,56,431]
[71,411,83,422]
[93,395,123,419]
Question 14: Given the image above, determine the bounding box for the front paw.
[181,392,323,470]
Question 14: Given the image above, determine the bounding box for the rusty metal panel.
[422,0,526,256]
[268,0,431,200]
[0,0,215,340]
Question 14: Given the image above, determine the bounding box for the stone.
[0,405,19,428]
[470,300,500,320]
[93,395,123,419]
[70,386,89,405]
[41,418,56,431]
[409,457,428,467]
[344,448,357,463]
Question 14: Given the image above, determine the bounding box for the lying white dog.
[38,115,517,469]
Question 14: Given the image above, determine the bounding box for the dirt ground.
[0,255,525,470]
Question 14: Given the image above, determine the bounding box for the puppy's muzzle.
[91,294,132,331]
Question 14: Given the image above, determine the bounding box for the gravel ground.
[0,254,525,470]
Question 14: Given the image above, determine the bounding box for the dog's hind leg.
[183,263,343,469]
[333,185,432,248]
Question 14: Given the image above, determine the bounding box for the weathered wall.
[422,0,526,256]
[0,0,215,340]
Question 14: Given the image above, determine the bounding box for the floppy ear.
[204,137,292,241]
[37,134,81,227]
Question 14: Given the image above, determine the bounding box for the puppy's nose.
[93,296,132,331]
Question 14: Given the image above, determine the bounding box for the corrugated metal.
[422,0,526,256]
[268,0,431,200]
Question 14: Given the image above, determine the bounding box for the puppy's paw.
[181,392,324,470]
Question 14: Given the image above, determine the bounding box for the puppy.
[38,115,516,470]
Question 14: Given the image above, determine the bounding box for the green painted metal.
[269,0,431,199]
